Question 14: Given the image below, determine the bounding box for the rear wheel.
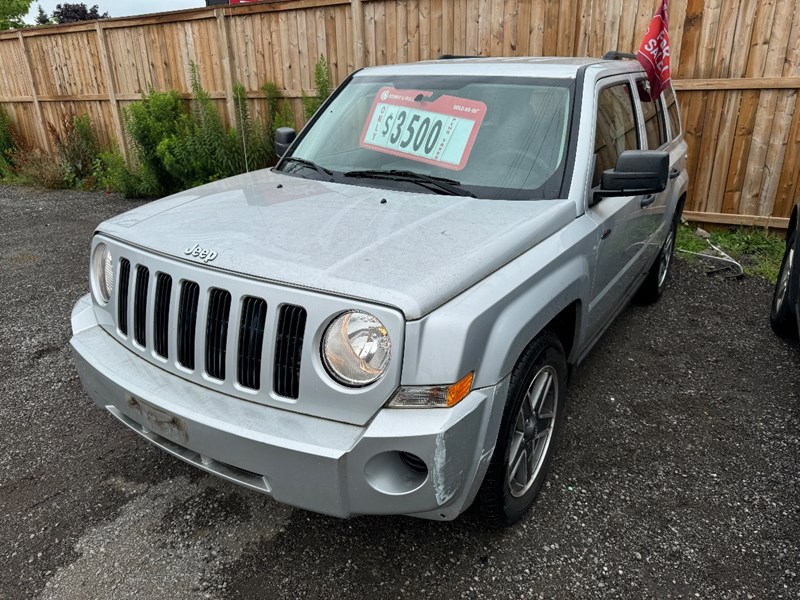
[478,332,567,526]
[635,215,677,304]
[770,229,798,338]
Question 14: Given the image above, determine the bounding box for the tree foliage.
[35,4,51,25]
[0,0,34,30]
[51,3,109,24]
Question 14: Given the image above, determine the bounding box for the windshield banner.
[360,87,487,170]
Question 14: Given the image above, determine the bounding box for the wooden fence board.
[1,0,799,224]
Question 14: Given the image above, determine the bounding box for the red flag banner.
[637,0,671,99]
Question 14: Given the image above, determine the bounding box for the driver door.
[585,78,656,341]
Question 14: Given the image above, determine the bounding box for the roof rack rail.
[603,51,637,61]
[438,54,481,60]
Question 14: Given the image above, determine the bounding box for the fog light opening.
[399,451,428,474]
[364,451,429,495]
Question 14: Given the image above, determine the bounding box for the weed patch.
[676,223,786,282]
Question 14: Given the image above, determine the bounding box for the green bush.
[1,61,323,198]
[90,150,143,197]
[49,113,100,188]
[123,88,185,196]
[0,105,16,175]
[302,55,331,120]
[230,83,273,173]
[156,63,243,190]
[264,81,296,134]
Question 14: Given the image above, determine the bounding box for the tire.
[478,332,567,526]
[770,229,798,338]
[635,214,677,305]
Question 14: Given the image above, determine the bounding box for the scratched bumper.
[70,294,506,520]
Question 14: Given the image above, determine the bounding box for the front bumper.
[71,295,508,520]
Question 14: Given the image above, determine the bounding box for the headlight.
[91,242,114,303]
[322,311,391,386]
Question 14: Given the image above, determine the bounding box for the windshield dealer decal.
[360,87,487,170]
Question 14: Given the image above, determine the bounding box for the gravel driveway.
[1,184,798,600]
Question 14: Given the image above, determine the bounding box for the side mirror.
[595,150,669,198]
[274,127,297,158]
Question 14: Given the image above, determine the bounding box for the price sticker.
[360,87,487,170]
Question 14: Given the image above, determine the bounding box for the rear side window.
[637,79,668,149]
[593,83,640,187]
[663,84,682,138]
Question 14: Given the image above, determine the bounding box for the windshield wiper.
[343,169,476,198]
[281,156,335,181]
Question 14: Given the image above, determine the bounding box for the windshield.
[279,75,575,200]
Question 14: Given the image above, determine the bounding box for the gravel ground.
[0,183,798,600]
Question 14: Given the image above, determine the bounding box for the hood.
[99,169,576,319]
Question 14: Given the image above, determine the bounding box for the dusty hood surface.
[99,169,576,319]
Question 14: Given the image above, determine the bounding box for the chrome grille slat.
[153,273,172,358]
[117,258,131,336]
[225,296,243,389]
[177,281,200,370]
[133,266,150,347]
[274,304,307,399]
[205,288,232,380]
[166,275,181,363]
[237,296,268,390]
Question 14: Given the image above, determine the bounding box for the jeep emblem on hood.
[184,243,218,263]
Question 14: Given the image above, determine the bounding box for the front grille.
[177,281,200,369]
[153,273,172,358]
[112,256,310,400]
[133,266,149,347]
[274,304,307,399]
[205,288,232,380]
[117,258,131,335]
[237,296,268,390]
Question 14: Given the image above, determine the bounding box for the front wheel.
[478,332,567,526]
[770,229,798,338]
[635,216,677,305]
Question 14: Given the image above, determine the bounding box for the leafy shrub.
[264,81,296,134]
[230,83,272,173]
[0,105,16,174]
[123,88,185,196]
[49,113,99,188]
[155,63,238,190]
[302,55,332,120]
[90,150,147,197]
[42,60,323,199]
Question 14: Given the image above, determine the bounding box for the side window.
[663,84,682,138]
[593,83,640,187]
[637,79,667,149]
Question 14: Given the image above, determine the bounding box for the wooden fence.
[0,0,798,226]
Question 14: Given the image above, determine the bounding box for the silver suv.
[71,56,688,525]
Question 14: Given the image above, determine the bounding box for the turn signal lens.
[446,371,474,407]
[387,372,474,408]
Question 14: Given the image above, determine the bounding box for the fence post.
[216,8,238,127]
[95,22,128,161]
[16,31,51,152]
[350,0,366,69]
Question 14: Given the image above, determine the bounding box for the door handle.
[669,168,680,180]
[640,194,656,208]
